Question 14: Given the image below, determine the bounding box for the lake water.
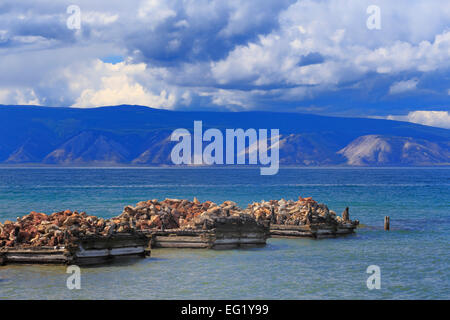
[0,167,448,299]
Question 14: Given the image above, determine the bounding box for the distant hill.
[0,105,449,166]
[338,135,450,165]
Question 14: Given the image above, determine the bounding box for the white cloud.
[212,7,450,89]
[0,89,9,102]
[15,89,41,105]
[387,111,450,129]
[0,88,41,105]
[354,31,450,74]
[137,0,177,29]
[82,12,119,26]
[205,0,450,109]
[389,78,419,94]
[70,60,177,109]
[199,89,250,109]
[73,75,176,109]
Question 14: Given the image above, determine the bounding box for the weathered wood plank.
[1,233,151,265]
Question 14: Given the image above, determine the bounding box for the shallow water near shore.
[0,167,449,299]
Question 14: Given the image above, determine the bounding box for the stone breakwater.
[0,210,139,248]
[118,197,257,231]
[0,195,360,262]
[117,198,268,249]
[247,196,359,238]
[0,211,150,265]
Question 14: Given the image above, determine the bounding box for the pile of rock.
[117,197,256,231]
[247,196,359,227]
[0,210,136,248]
[0,196,359,249]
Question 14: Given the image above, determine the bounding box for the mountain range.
[0,105,449,166]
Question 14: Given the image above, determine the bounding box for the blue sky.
[0,0,449,127]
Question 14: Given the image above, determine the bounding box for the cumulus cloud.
[72,73,176,109]
[68,60,178,109]
[211,2,450,88]
[387,111,450,129]
[0,88,40,105]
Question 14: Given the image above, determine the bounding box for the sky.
[0,0,449,128]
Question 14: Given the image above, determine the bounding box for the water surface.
[0,167,448,299]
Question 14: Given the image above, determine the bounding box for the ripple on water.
[0,168,448,299]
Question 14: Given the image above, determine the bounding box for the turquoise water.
[0,167,448,299]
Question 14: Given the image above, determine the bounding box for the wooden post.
[305,206,312,225]
[342,207,349,222]
[271,206,276,224]
[384,216,390,231]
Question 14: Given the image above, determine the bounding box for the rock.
[113,197,263,232]
[247,195,358,230]
[0,209,136,248]
[1,196,358,249]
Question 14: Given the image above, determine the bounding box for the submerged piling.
[384,216,390,231]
